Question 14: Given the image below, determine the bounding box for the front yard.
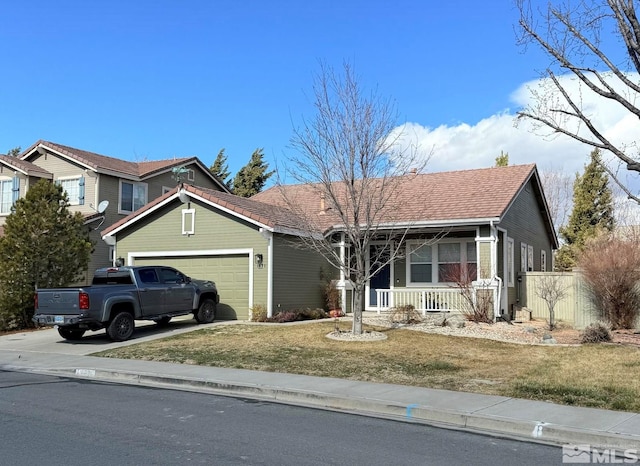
[93,319,640,412]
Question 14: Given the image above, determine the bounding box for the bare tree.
[539,165,573,234]
[535,274,570,330]
[516,0,640,202]
[282,62,429,335]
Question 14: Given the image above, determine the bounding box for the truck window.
[138,268,160,284]
[92,275,134,285]
[160,268,183,284]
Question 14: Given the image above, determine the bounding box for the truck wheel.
[155,316,171,327]
[195,299,216,324]
[107,312,135,341]
[58,328,86,340]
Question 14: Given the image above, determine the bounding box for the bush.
[269,311,299,323]
[579,235,640,329]
[250,304,268,322]
[389,305,422,324]
[297,308,328,320]
[581,321,612,344]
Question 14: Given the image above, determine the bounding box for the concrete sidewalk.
[1,342,640,451]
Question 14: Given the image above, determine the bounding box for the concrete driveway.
[0,315,222,356]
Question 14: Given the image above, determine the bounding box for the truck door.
[136,268,167,316]
[160,267,195,313]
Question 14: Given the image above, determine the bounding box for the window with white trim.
[507,237,514,287]
[57,176,85,205]
[182,208,195,235]
[527,245,534,271]
[408,243,432,283]
[520,242,528,272]
[0,177,19,214]
[408,240,477,284]
[119,180,147,213]
[541,249,547,272]
[187,169,195,182]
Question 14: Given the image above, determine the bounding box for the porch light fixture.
[255,254,263,268]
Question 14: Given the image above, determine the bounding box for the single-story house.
[101,164,558,320]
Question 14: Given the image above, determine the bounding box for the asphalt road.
[0,371,563,466]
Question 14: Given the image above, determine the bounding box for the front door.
[368,244,391,307]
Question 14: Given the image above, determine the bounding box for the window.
[408,240,477,284]
[160,267,186,284]
[57,176,85,205]
[138,268,159,284]
[528,245,534,271]
[0,177,19,214]
[507,237,514,287]
[409,243,432,283]
[520,243,528,272]
[187,169,195,181]
[182,208,195,235]
[541,250,547,272]
[119,181,147,213]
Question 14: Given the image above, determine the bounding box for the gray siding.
[499,178,554,313]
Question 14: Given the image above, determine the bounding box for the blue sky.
[0,0,631,187]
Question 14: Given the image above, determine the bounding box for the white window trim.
[507,237,515,287]
[541,249,547,272]
[520,242,528,273]
[0,178,13,215]
[182,208,195,235]
[527,245,534,272]
[118,180,148,214]
[57,175,82,205]
[406,238,477,286]
[187,169,195,182]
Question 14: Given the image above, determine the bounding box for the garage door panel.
[133,255,249,320]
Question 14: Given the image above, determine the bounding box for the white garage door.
[133,254,250,320]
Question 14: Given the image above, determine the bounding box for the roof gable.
[0,154,53,178]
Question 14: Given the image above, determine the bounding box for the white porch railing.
[374,286,499,317]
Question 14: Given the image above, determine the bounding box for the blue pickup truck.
[33,266,219,341]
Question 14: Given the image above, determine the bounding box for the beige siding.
[478,242,491,279]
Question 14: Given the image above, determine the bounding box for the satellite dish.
[97,200,109,214]
[178,190,189,204]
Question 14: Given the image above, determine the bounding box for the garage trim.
[127,248,254,311]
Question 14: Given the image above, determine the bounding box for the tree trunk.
[352,283,363,334]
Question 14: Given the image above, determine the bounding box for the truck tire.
[58,328,86,340]
[107,311,135,341]
[195,298,216,324]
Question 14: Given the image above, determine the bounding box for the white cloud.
[393,73,640,179]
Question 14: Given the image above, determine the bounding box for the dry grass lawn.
[93,321,640,412]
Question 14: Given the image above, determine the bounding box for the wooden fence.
[519,271,601,329]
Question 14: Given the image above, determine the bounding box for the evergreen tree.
[0,180,93,329]
[233,148,274,197]
[209,148,232,189]
[7,146,21,157]
[495,151,509,167]
[555,149,615,270]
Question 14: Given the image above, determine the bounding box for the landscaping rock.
[541,334,557,344]
[524,326,536,333]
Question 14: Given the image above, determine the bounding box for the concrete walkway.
[1,319,639,451]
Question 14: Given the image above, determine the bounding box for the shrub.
[579,235,640,329]
[389,305,422,324]
[297,308,328,320]
[250,304,268,322]
[581,321,612,344]
[269,311,299,323]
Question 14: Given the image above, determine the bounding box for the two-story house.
[0,140,229,284]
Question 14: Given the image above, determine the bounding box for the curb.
[30,366,640,451]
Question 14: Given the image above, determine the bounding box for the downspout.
[489,220,499,322]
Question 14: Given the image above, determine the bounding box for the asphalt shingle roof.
[102,164,545,239]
